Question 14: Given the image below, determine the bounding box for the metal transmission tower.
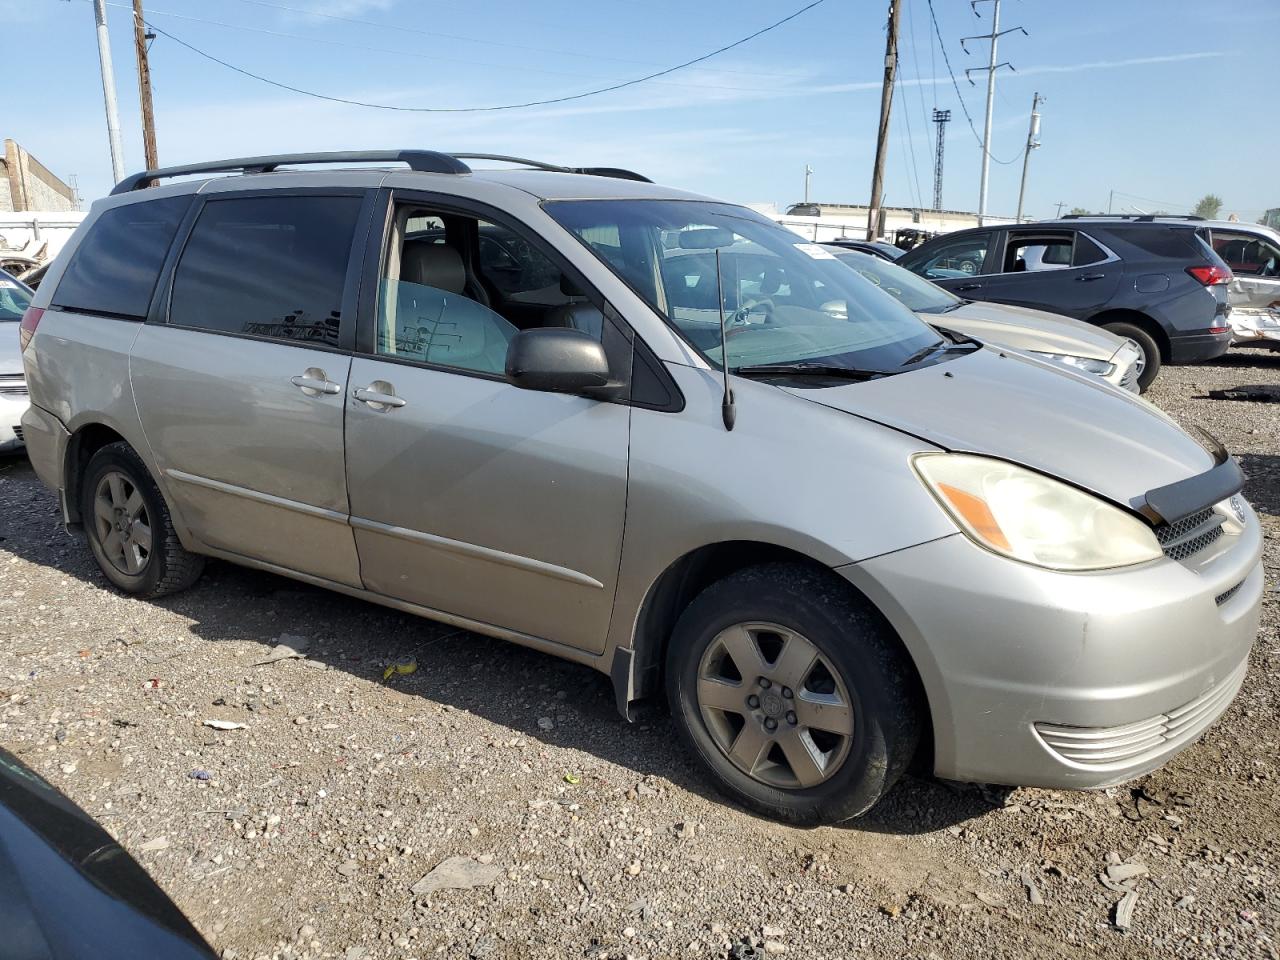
[931,109,950,210]
[961,0,1026,225]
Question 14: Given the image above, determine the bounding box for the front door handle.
[955,283,983,291]
[1076,273,1107,282]
[353,382,407,409]
[290,368,341,396]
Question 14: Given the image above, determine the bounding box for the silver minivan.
[19,152,1263,824]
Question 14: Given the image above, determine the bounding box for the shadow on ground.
[1240,453,1280,519]
[0,455,997,835]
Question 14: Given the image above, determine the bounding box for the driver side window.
[916,234,990,277]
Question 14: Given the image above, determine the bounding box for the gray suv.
[18,152,1263,824]
[898,217,1235,390]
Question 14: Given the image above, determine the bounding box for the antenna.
[715,248,736,432]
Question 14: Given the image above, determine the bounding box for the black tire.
[1103,321,1161,392]
[665,563,923,825]
[81,442,204,598]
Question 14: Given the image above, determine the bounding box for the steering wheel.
[730,296,776,327]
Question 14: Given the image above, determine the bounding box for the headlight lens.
[1028,351,1116,377]
[913,454,1163,570]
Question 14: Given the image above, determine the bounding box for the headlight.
[1028,351,1115,377]
[913,454,1163,570]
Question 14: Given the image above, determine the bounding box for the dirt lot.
[1,349,1277,960]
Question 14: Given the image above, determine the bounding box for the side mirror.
[505,327,611,395]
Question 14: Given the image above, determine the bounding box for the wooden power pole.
[132,0,159,171]
[866,0,901,241]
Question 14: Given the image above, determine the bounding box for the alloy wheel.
[92,471,153,576]
[696,621,855,789]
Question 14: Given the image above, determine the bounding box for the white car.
[0,270,32,451]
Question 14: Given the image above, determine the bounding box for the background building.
[2,139,77,213]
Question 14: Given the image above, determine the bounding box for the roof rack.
[446,154,651,182]
[111,149,651,194]
[1060,213,1205,222]
[111,150,470,195]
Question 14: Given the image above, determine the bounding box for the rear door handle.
[290,369,341,395]
[955,283,983,291]
[353,383,407,409]
[1076,273,1107,281]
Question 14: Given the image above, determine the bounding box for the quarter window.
[51,196,189,319]
[170,195,362,346]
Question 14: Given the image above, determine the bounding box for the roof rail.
[110,150,472,195]
[1060,213,1205,222]
[449,154,651,182]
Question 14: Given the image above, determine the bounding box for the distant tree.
[1069,207,1091,216]
[1193,194,1223,219]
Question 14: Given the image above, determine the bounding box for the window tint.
[170,195,361,346]
[476,222,563,302]
[52,196,189,318]
[0,275,31,322]
[1211,230,1280,277]
[1072,233,1108,266]
[908,234,990,278]
[1105,226,1197,259]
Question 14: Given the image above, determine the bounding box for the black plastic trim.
[112,150,471,194]
[1138,457,1243,524]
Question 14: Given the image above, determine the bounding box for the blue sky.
[12,0,1280,220]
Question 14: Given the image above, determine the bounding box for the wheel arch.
[63,422,132,526]
[1091,308,1171,362]
[612,541,934,770]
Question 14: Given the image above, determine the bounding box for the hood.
[785,347,1214,509]
[0,323,22,375]
[930,301,1123,360]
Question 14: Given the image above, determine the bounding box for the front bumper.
[0,392,28,452]
[1169,328,1233,363]
[1229,311,1280,350]
[839,505,1263,789]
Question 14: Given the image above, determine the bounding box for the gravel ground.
[1,348,1277,960]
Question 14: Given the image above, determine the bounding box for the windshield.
[545,200,942,371]
[828,249,961,314]
[0,273,32,322]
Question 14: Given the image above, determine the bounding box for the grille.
[1155,507,1224,561]
[1215,581,1243,606]
[1034,660,1247,768]
[11,425,22,443]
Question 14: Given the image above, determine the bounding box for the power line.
[222,0,810,81]
[141,0,830,112]
[87,1,793,94]
[894,73,925,210]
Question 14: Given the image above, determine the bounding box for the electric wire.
[140,0,830,113]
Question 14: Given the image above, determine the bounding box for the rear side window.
[51,196,189,319]
[170,195,362,347]
[1105,226,1197,259]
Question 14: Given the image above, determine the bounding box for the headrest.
[402,242,465,294]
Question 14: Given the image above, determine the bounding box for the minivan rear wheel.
[1103,321,1161,391]
[81,442,204,598]
[665,563,922,825]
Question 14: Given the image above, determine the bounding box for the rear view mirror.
[678,228,735,250]
[505,328,611,395]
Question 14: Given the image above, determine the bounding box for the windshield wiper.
[733,361,887,381]
[898,339,948,367]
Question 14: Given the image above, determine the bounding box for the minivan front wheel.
[1103,321,1161,391]
[666,564,922,825]
[81,442,204,598]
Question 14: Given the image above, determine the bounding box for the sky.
[11,0,1280,221]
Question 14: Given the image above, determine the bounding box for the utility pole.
[1108,189,1114,214]
[1014,92,1043,223]
[132,0,159,171]
[866,0,901,241]
[931,108,950,210]
[1054,200,1067,218]
[804,164,813,204]
[93,0,126,184]
[962,0,1026,225]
